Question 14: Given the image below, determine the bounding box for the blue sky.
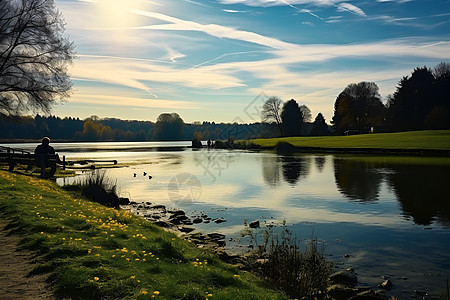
[53,0,450,123]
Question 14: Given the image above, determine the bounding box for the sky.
[53,0,450,123]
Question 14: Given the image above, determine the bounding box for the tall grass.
[261,230,332,299]
[67,170,120,208]
[241,225,332,299]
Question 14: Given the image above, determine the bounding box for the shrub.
[260,229,332,299]
[72,170,120,208]
[275,141,296,154]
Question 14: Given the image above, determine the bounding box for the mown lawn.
[0,170,286,300]
[248,130,450,151]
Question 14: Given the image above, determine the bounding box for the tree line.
[262,62,450,136]
[0,114,283,141]
[332,63,450,134]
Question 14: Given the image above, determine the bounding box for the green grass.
[0,171,286,299]
[247,130,450,151]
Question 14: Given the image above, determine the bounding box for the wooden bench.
[0,147,61,177]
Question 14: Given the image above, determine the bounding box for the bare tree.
[0,0,75,116]
[262,96,283,135]
[433,62,450,80]
[299,104,312,123]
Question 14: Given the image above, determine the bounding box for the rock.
[182,220,193,225]
[349,289,384,300]
[344,254,351,258]
[146,201,152,205]
[178,226,195,233]
[256,258,269,265]
[249,220,260,228]
[193,218,203,224]
[216,240,226,247]
[118,197,130,205]
[169,215,189,225]
[214,218,227,224]
[153,221,172,228]
[379,279,393,290]
[207,233,225,241]
[327,284,357,300]
[413,290,428,296]
[168,210,185,217]
[150,205,166,212]
[330,270,358,287]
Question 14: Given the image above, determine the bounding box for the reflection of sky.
[50,144,450,298]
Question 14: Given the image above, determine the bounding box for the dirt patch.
[0,219,54,299]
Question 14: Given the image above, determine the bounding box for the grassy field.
[0,171,286,300]
[247,130,450,151]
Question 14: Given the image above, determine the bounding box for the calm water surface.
[8,142,450,298]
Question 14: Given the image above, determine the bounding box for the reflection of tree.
[261,155,281,188]
[281,155,311,185]
[387,164,450,226]
[314,156,326,173]
[334,157,383,202]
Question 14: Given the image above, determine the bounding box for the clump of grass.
[262,231,331,299]
[243,226,332,299]
[69,170,120,208]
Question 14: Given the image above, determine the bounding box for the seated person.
[35,137,59,177]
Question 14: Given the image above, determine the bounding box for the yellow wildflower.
[94,277,99,281]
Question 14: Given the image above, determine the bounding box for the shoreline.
[120,201,437,299]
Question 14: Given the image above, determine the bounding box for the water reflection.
[333,157,450,226]
[281,155,311,185]
[314,156,326,173]
[261,156,280,188]
[261,154,313,186]
[386,163,450,226]
[334,157,383,202]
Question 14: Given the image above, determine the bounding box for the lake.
[6,141,450,298]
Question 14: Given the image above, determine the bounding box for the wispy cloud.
[71,54,246,96]
[131,9,297,50]
[217,0,341,7]
[223,9,247,13]
[218,0,366,17]
[71,88,201,109]
[337,3,367,17]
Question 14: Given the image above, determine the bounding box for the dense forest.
[0,114,285,141]
[1,63,449,142]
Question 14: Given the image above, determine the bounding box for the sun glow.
[84,0,148,45]
[94,0,145,28]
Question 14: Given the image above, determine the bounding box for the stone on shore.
[379,279,393,290]
[327,284,358,299]
[330,270,358,286]
[249,220,260,228]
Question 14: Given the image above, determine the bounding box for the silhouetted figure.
[34,137,57,178]
[207,139,211,148]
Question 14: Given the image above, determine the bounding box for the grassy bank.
[246,130,450,151]
[0,171,286,299]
